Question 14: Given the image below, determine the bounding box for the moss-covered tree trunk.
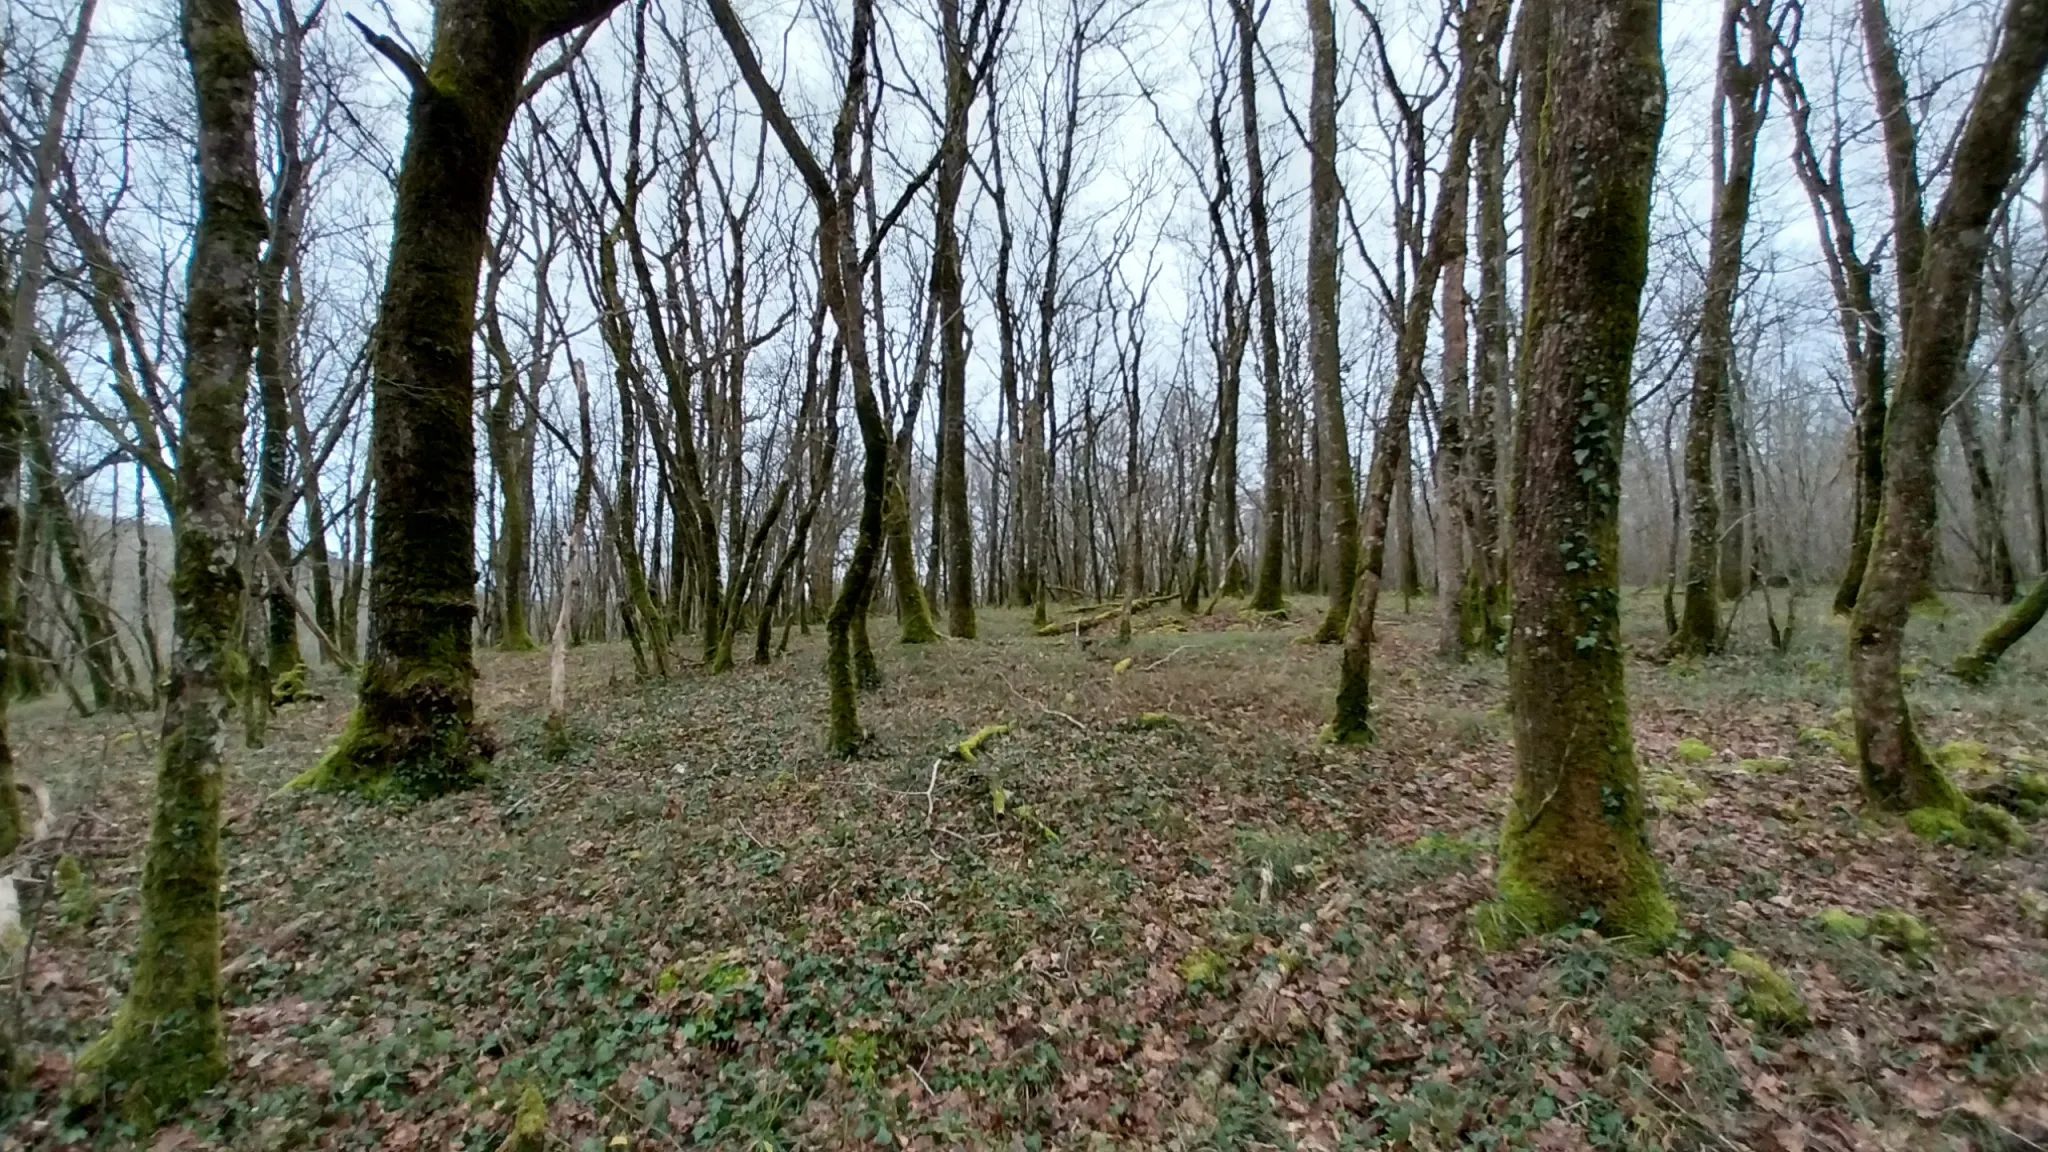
[69,0,257,1114]
[1235,0,1287,615]
[1306,0,1356,645]
[1677,0,1772,656]
[307,0,621,796]
[1850,0,2048,814]
[707,0,886,755]
[885,445,941,645]
[1955,574,2048,683]
[1481,0,1675,947]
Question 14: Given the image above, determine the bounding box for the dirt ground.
[5,590,2048,1150]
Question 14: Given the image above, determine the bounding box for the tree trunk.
[1466,30,1511,649]
[934,0,976,640]
[1328,0,1493,741]
[1434,173,1472,657]
[1234,0,1287,613]
[1678,0,1771,654]
[0,0,93,861]
[1480,0,1675,946]
[1307,0,1356,644]
[1956,390,2017,601]
[69,0,255,1113]
[1850,0,2048,814]
[25,402,136,712]
[307,0,623,796]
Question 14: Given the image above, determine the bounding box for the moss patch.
[1936,740,1997,776]
[1738,757,1792,775]
[1727,950,1809,1032]
[1868,910,1935,957]
[1646,770,1708,813]
[1178,948,1228,995]
[1814,908,1869,939]
[505,1082,547,1151]
[1800,726,1856,764]
[1673,738,1715,764]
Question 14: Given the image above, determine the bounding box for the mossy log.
[1036,591,1177,636]
[1954,576,2048,684]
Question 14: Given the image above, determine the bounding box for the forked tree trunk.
[69,0,256,1114]
[1480,0,1675,946]
[1850,0,2048,813]
[305,0,623,795]
[1678,0,1772,655]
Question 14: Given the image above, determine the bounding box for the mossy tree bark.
[308,0,623,796]
[1850,0,2048,813]
[69,0,257,1114]
[1234,0,1287,614]
[1306,0,1356,645]
[1677,0,1773,656]
[1955,575,2048,684]
[1484,0,1675,946]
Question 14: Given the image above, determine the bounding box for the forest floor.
[6,590,2048,1151]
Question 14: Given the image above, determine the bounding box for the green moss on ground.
[1907,802,2030,851]
[1739,757,1792,775]
[1647,770,1708,813]
[503,1082,547,1151]
[1178,948,1227,994]
[1869,910,1935,956]
[1815,908,1869,938]
[1936,740,1997,776]
[1800,726,1856,764]
[1727,950,1809,1032]
[1673,738,1714,764]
